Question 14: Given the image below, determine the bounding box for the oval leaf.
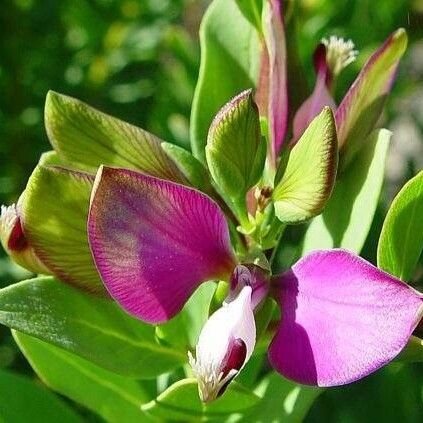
[13,331,149,423]
[377,170,423,281]
[141,378,260,421]
[273,107,338,223]
[45,91,187,183]
[0,277,185,377]
[190,0,260,163]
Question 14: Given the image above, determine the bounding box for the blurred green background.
[0,0,422,421]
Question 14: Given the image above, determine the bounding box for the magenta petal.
[269,249,423,386]
[263,0,288,161]
[88,166,236,324]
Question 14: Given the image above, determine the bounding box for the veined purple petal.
[292,44,336,141]
[88,166,236,324]
[262,0,288,162]
[269,249,423,386]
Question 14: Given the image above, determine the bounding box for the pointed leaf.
[0,368,82,423]
[45,91,187,183]
[88,167,236,324]
[0,277,185,377]
[269,250,423,386]
[14,331,149,423]
[273,107,337,223]
[235,0,263,30]
[396,336,423,363]
[377,170,423,281]
[21,165,103,293]
[302,128,391,254]
[190,0,260,163]
[141,378,260,420]
[336,29,407,161]
[206,90,266,202]
[262,0,288,159]
[244,372,322,422]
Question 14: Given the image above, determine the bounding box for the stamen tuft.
[322,35,358,76]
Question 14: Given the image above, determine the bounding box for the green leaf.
[156,281,216,350]
[235,0,263,30]
[13,331,150,423]
[206,90,266,208]
[161,142,215,195]
[377,170,423,281]
[302,128,391,254]
[273,107,338,224]
[21,164,103,293]
[141,378,260,421]
[244,372,322,422]
[0,368,82,423]
[190,0,261,163]
[396,336,423,363]
[45,91,187,183]
[0,277,185,377]
[337,29,407,164]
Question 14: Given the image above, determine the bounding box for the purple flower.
[88,166,423,401]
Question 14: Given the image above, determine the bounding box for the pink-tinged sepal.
[0,202,50,275]
[293,37,357,141]
[262,0,288,163]
[88,166,236,324]
[269,249,423,386]
[189,286,256,402]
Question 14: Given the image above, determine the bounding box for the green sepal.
[302,128,391,254]
[377,170,423,281]
[395,336,423,363]
[45,90,187,183]
[141,378,260,420]
[273,107,338,224]
[0,276,185,377]
[235,0,263,31]
[21,164,103,293]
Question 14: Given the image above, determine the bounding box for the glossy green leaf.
[377,170,423,281]
[235,0,263,30]
[396,336,423,363]
[161,142,215,195]
[243,372,322,422]
[206,90,266,205]
[302,128,391,254]
[156,281,216,349]
[337,29,407,164]
[141,378,260,421]
[190,0,261,163]
[21,165,103,293]
[0,277,185,377]
[273,107,338,223]
[0,368,82,423]
[13,331,149,423]
[45,91,187,183]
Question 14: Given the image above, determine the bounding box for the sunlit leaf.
[13,331,149,423]
[190,0,260,163]
[0,277,185,377]
[377,170,423,281]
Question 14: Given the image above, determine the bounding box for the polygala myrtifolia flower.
[0,0,420,408]
[87,165,423,402]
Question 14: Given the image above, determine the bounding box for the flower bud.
[0,202,49,274]
[188,286,256,402]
